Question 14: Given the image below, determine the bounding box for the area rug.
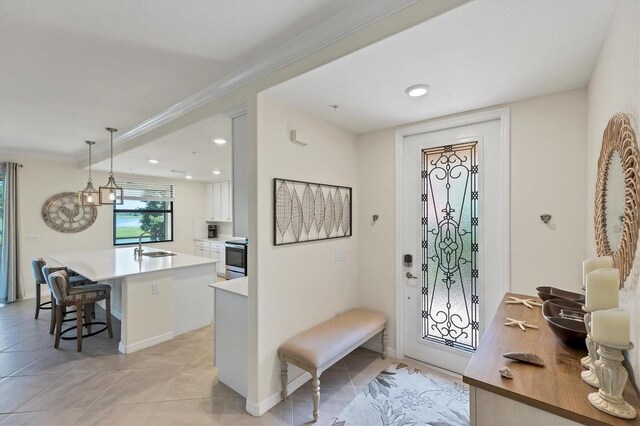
[331,363,469,426]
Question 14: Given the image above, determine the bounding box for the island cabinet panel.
[463,292,640,426]
[122,271,173,349]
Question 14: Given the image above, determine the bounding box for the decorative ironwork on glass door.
[421,141,478,352]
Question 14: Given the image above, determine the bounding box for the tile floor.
[0,298,392,425]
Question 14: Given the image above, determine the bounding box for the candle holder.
[588,341,636,419]
[580,310,599,388]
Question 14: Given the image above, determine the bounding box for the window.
[113,182,174,246]
[421,141,478,352]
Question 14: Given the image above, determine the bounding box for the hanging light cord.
[109,129,114,176]
[88,142,93,182]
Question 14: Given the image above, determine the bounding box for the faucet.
[134,232,153,258]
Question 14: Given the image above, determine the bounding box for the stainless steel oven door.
[225,242,247,278]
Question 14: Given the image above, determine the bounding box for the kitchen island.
[48,246,219,354]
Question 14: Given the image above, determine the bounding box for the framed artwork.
[274,178,352,245]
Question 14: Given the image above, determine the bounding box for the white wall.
[586,0,640,383]
[255,95,358,404]
[510,90,587,294]
[357,88,588,353]
[0,152,207,298]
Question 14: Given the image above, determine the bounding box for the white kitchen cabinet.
[211,242,226,269]
[206,181,233,222]
[194,240,226,277]
[219,181,232,222]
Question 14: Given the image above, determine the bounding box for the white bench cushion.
[278,308,386,369]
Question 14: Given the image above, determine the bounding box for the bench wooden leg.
[312,375,320,421]
[382,327,388,359]
[280,361,288,400]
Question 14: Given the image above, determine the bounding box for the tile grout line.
[8,363,80,415]
[0,348,54,378]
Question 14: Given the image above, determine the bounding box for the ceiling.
[93,113,231,182]
[0,0,383,157]
[264,0,617,135]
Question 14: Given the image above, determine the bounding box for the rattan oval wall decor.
[594,113,640,287]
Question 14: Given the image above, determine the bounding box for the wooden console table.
[463,292,640,426]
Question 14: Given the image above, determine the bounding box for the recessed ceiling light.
[212,138,227,145]
[185,175,193,180]
[212,170,221,175]
[405,84,430,97]
[148,159,159,164]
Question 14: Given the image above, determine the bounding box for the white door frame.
[394,107,511,360]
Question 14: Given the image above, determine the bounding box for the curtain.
[0,162,21,303]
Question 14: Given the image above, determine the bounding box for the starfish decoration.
[504,317,539,332]
[505,296,542,309]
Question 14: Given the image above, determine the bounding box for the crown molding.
[0,147,77,163]
[85,0,418,162]
[224,104,248,119]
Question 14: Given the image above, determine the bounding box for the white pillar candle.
[583,256,613,288]
[585,268,620,312]
[591,308,630,346]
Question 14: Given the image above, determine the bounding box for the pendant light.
[99,127,123,205]
[79,140,100,206]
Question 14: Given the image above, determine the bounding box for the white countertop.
[48,246,218,282]
[209,277,248,297]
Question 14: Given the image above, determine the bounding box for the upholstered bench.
[278,308,387,421]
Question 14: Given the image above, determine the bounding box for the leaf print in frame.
[302,184,315,238]
[342,193,350,236]
[334,188,343,234]
[325,191,335,238]
[273,178,351,245]
[275,180,292,243]
[314,185,325,235]
[291,188,303,242]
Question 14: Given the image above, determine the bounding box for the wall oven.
[225,240,247,279]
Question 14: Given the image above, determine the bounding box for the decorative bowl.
[544,316,587,350]
[542,299,585,320]
[536,286,585,303]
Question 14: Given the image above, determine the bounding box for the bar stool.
[31,258,91,320]
[47,270,113,352]
[31,258,52,319]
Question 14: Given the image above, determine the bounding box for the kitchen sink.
[142,251,177,258]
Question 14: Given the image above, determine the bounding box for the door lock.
[405,272,418,279]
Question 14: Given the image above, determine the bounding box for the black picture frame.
[273,178,352,246]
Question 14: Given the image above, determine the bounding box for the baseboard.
[111,308,122,321]
[361,340,397,360]
[95,300,122,321]
[118,331,173,354]
[245,371,312,416]
[23,289,51,300]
